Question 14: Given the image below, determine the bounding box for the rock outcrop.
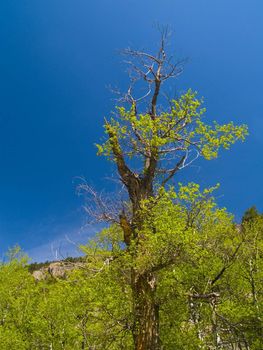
[32,261,82,280]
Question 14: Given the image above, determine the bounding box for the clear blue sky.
[0,0,262,261]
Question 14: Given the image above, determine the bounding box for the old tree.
[85,34,249,349]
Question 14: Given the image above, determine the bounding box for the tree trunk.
[132,271,161,350]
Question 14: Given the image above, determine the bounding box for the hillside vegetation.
[0,205,262,349]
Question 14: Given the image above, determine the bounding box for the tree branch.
[161,154,186,186]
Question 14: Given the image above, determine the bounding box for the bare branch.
[161,154,187,187]
[76,178,122,224]
[122,37,186,121]
[210,242,243,286]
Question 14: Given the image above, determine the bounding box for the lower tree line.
[0,186,262,349]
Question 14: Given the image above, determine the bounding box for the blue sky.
[0,0,262,261]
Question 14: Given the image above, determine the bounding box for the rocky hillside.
[29,256,85,280]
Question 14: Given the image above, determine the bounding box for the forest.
[0,34,262,349]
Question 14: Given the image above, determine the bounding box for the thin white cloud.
[27,223,101,262]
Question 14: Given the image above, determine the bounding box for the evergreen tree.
[242,206,261,224]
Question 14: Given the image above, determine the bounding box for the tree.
[242,206,261,225]
[93,31,248,349]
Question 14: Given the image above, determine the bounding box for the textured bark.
[132,271,160,350]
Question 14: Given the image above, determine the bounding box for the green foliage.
[0,189,261,349]
[242,205,262,224]
[97,90,248,165]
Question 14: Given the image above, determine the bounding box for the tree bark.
[132,271,161,350]
[108,115,161,348]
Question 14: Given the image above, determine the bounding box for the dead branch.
[76,177,124,224]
